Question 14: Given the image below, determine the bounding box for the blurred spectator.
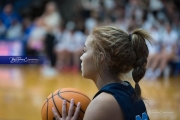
[0,4,21,29]
[160,22,179,70]
[172,15,180,37]
[145,25,161,80]
[71,30,86,72]
[0,4,22,40]
[41,1,61,76]
[55,21,85,73]
[41,2,61,34]
[103,0,115,11]
[6,19,22,39]
[0,20,6,38]
[149,0,164,19]
[22,17,34,40]
[81,0,100,11]
[85,11,97,34]
[26,17,46,56]
[146,22,179,80]
[127,15,138,32]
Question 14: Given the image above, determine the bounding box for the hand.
[52,99,81,120]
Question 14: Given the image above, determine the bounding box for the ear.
[99,52,105,63]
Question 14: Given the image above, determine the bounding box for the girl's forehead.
[85,35,93,47]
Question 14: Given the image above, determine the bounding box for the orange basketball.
[41,88,91,120]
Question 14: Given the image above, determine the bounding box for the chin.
[82,73,87,78]
[81,72,87,78]
[81,69,94,79]
[82,73,92,80]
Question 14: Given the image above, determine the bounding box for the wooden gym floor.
[0,65,179,120]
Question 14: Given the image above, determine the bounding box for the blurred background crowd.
[0,0,180,80]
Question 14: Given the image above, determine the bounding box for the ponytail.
[130,29,153,100]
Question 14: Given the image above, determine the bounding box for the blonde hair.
[91,26,153,100]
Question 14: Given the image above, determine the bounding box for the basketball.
[41,88,91,120]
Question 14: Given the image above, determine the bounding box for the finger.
[52,107,61,120]
[73,102,81,119]
[62,100,67,118]
[68,99,74,117]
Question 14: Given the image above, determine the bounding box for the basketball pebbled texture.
[41,88,91,120]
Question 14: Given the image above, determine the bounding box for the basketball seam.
[47,98,48,120]
[42,99,49,111]
[58,91,91,101]
[52,93,62,118]
[43,91,91,105]
[42,89,62,108]
[42,89,89,120]
[41,94,58,111]
[58,90,85,114]
[41,99,47,119]
[58,91,85,119]
[42,93,59,107]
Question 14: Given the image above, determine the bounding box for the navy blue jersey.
[93,81,149,120]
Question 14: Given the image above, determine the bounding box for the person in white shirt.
[41,1,61,76]
[27,17,46,53]
[55,21,85,73]
[146,22,179,80]
[41,2,61,35]
[144,25,161,80]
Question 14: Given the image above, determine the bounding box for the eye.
[82,47,86,53]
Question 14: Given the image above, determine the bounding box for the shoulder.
[83,92,124,120]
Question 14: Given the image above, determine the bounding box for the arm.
[83,93,124,120]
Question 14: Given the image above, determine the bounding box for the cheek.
[81,55,96,78]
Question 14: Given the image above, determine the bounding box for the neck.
[93,72,123,90]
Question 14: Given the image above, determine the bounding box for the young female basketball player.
[52,26,153,120]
